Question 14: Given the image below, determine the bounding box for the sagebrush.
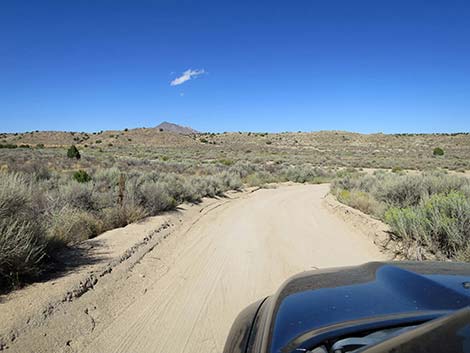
[332,170,470,260]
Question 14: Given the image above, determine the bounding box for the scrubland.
[0,128,469,291]
[0,146,334,290]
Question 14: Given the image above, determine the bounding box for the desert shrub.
[0,220,46,289]
[47,207,102,245]
[391,166,403,173]
[136,181,177,215]
[245,171,275,187]
[421,172,470,196]
[373,175,425,208]
[218,159,234,166]
[385,192,470,258]
[93,167,120,187]
[219,171,242,191]
[100,205,147,230]
[67,145,81,159]
[336,189,385,217]
[283,165,332,183]
[61,182,97,211]
[32,164,51,181]
[73,169,91,183]
[461,184,470,199]
[433,147,444,156]
[192,176,224,197]
[423,193,469,254]
[384,206,429,251]
[334,170,470,260]
[0,173,48,288]
[0,144,18,149]
[159,174,201,203]
[331,172,376,193]
[0,173,33,220]
[229,162,256,179]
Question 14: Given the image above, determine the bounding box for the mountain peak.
[155,121,199,134]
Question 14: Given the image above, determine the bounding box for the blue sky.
[1,0,469,133]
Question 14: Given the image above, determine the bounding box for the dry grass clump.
[0,174,47,289]
[336,189,386,217]
[47,206,102,245]
[332,170,470,260]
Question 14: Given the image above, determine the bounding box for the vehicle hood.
[266,262,470,353]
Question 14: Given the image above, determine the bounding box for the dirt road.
[2,184,387,353]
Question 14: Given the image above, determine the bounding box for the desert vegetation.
[0,126,469,291]
[1,128,470,170]
[0,143,336,291]
[332,170,470,260]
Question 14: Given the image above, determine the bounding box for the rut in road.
[79,184,386,353]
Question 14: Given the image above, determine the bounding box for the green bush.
[336,189,385,217]
[385,192,470,258]
[67,145,81,159]
[0,143,18,149]
[384,207,429,247]
[73,170,91,183]
[433,147,444,156]
[334,171,470,260]
[218,159,234,166]
[421,192,470,256]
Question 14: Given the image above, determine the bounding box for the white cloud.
[170,69,205,86]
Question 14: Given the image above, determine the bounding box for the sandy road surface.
[83,184,385,353]
[2,184,387,353]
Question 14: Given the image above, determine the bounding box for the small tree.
[73,170,91,183]
[433,147,444,156]
[67,145,81,159]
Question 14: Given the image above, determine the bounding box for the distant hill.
[155,121,199,134]
[1,126,469,172]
